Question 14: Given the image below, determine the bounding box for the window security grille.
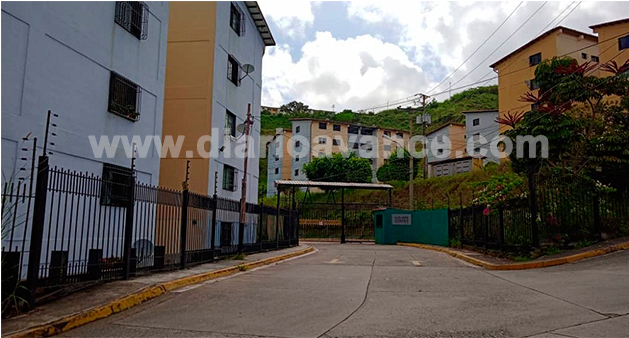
[101,163,133,206]
[223,165,237,191]
[108,72,141,122]
[115,1,149,40]
[230,2,246,36]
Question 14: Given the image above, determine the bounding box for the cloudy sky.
[257,1,629,112]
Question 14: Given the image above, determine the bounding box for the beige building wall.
[591,19,629,75]
[159,1,217,194]
[491,27,598,132]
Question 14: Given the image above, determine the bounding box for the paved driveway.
[62,242,629,338]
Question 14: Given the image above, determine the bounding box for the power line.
[426,1,524,95]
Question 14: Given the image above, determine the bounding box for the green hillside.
[258,85,498,200]
[259,85,498,135]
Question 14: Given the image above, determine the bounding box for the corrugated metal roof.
[244,2,276,46]
[275,180,393,190]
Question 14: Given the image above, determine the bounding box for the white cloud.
[261,2,629,110]
[257,1,315,38]
[262,32,429,111]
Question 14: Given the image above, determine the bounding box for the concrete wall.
[426,124,466,166]
[1,1,169,185]
[291,120,311,181]
[464,111,500,164]
[592,21,629,75]
[210,1,265,203]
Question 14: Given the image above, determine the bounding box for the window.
[274,155,279,161]
[348,126,359,134]
[229,3,243,36]
[318,137,326,144]
[318,152,324,157]
[591,55,599,62]
[296,156,299,162]
[332,139,340,146]
[383,144,391,152]
[333,124,341,131]
[396,132,404,139]
[114,1,148,40]
[225,110,236,137]
[361,129,374,135]
[472,118,480,126]
[529,52,542,66]
[353,143,359,149]
[473,132,480,141]
[529,79,540,90]
[100,163,133,206]
[227,55,241,86]
[437,149,444,155]
[223,165,236,191]
[581,53,588,60]
[274,168,279,174]
[295,140,301,148]
[319,122,327,129]
[108,72,141,121]
[437,135,444,142]
[619,35,629,51]
[474,147,481,154]
[384,131,391,137]
[294,169,299,176]
[296,126,300,133]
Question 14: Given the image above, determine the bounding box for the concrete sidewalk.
[401,236,629,270]
[3,245,313,338]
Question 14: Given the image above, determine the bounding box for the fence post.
[593,191,601,240]
[341,188,346,244]
[123,158,136,279]
[499,206,505,251]
[25,155,49,308]
[459,192,463,243]
[275,189,281,249]
[210,171,218,260]
[528,171,539,247]
[180,161,190,269]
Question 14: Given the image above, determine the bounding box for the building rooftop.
[274,180,393,190]
[289,118,410,133]
[462,109,499,114]
[590,18,629,29]
[426,123,465,136]
[490,26,597,68]
[245,2,275,46]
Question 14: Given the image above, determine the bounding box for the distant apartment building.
[590,19,629,73]
[463,110,500,165]
[425,123,483,178]
[490,26,599,130]
[261,106,281,114]
[1,2,169,184]
[159,1,274,203]
[266,129,293,196]
[266,118,410,195]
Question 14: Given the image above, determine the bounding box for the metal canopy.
[275,180,393,190]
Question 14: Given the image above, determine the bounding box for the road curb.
[399,242,629,270]
[7,246,315,338]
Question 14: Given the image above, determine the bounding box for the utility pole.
[238,103,253,253]
[397,93,430,210]
[419,94,430,180]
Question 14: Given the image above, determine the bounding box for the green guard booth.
[374,208,449,246]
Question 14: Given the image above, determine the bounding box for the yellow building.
[490,26,599,127]
[160,2,274,201]
[590,18,629,74]
[266,118,410,194]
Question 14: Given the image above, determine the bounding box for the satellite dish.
[236,123,246,134]
[242,64,255,74]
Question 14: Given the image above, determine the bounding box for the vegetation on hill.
[259,85,498,134]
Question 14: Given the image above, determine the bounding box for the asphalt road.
[62,243,629,338]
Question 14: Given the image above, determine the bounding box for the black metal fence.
[1,158,298,311]
[449,184,629,250]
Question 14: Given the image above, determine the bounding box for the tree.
[502,56,629,188]
[279,101,309,115]
[376,150,419,182]
[302,152,372,183]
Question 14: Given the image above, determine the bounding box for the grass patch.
[512,256,532,262]
[542,246,562,256]
[237,264,248,272]
[575,240,592,249]
[228,253,247,261]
